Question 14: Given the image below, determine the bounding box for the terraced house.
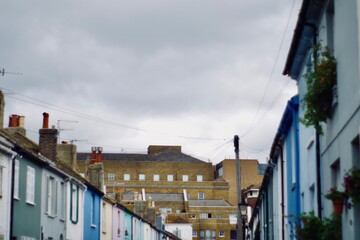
[0,93,178,240]
[250,0,360,239]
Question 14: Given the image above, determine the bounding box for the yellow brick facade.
[77,146,262,239]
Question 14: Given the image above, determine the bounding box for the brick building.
[77,145,264,240]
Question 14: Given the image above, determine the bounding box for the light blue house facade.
[283,0,360,239]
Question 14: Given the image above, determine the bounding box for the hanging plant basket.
[332,198,344,216]
[300,44,337,134]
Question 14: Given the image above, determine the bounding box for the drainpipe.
[276,142,285,240]
[305,21,323,219]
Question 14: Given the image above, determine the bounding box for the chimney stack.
[39,112,58,162]
[6,114,26,136]
[57,141,78,171]
[88,146,104,191]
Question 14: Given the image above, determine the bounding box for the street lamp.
[239,198,248,240]
[239,198,248,217]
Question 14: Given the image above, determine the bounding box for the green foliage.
[321,214,342,240]
[300,44,336,134]
[296,212,342,240]
[324,187,346,201]
[344,168,360,205]
[297,211,323,240]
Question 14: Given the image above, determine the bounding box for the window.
[198,192,204,200]
[200,230,205,239]
[46,176,58,216]
[14,160,19,199]
[124,174,130,181]
[331,159,340,188]
[229,214,237,224]
[186,192,190,200]
[197,175,203,182]
[91,194,96,226]
[159,208,172,214]
[60,182,66,220]
[219,230,225,237]
[108,173,115,181]
[167,174,173,181]
[139,174,145,181]
[102,202,106,232]
[182,175,188,182]
[70,182,79,224]
[218,167,223,177]
[153,174,160,181]
[191,214,196,219]
[192,230,197,237]
[200,213,211,219]
[26,166,35,204]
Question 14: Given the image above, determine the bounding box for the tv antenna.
[0,68,22,76]
[57,120,78,143]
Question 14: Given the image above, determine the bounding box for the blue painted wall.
[284,96,300,240]
[83,187,102,240]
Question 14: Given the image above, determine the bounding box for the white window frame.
[219,230,225,237]
[46,175,58,217]
[198,192,204,200]
[192,230,198,237]
[124,173,130,181]
[108,173,115,181]
[197,175,203,182]
[14,160,19,199]
[60,182,66,220]
[200,213,209,219]
[139,174,145,181]
[167,174,173,181]
[26,166,35,205]
[153,174,160,181]
[182,175,188,182]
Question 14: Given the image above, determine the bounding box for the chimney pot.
[42,112,49,129]
[9,114,20,127]
[96,146,103,163]
[90,147,97,164]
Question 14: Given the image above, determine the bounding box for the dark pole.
[234,135,242,240]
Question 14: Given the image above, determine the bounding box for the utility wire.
[2,87,227,141]
[240,0,296,138]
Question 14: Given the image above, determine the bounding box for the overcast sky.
[0,0,301,164]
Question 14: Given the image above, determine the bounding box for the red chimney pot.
[42,112,49,129]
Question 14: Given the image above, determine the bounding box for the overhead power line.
[1,87,227,141]
[240,0,297,139]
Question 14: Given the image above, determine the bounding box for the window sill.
[26,201,35,206]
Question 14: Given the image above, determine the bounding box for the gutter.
[0,145,17,240]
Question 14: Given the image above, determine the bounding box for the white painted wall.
[101,199,113,240]
[0,146,15,240]
[165,223,192,240]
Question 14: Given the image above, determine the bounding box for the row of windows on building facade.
[193,229,226,239]
[107,173,204,182]
[171,229,226,239]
